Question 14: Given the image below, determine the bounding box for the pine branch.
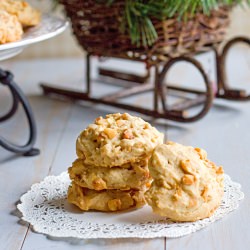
[121,0,249,47]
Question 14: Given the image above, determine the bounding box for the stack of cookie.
[67,113,164,212]
[0,0,40,44]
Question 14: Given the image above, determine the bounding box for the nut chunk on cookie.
[76,113,164,167]
[145,142,224,222]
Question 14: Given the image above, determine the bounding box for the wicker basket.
[61,0,230,66]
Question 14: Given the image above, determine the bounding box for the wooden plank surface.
[0,45,250,250]
[0,96,72,250]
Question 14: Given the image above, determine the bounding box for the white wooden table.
[1,46,250,250]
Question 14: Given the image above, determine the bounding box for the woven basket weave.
[61,0,230,66]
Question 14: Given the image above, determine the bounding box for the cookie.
[145,142,224,222]
[0,0,40,27]
[68,182,146,211]
[68,158,150,191]
[76,113,164,167]
[0,10,23,44]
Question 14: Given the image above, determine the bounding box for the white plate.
[0,14,68,60]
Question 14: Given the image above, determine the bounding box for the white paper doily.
[17,172,244,239]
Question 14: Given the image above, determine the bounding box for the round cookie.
[76,113,164,167]
[68,182,146,211]
[0,0,40,27]
[68,158,151,191]
[145,142,224,222]
[0,10,23,44]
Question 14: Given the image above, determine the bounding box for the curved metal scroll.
[158,56,214,122]
[217,36,250,100]
[0,69,40,156]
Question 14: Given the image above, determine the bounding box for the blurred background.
[16,0,250,59]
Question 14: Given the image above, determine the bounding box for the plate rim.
[0,14,68,52]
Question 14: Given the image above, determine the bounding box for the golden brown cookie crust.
[68,182,146,212]
[68,158,151,191]
[145,142,224,222]
[0,10,23,44]
[76,113,164,167]
[0,0,40,26]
